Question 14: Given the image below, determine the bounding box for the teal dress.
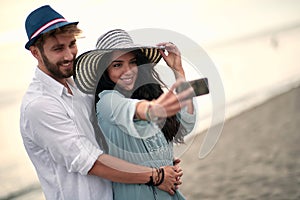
[96,90,196,200]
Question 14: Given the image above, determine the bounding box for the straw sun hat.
[73,29,163,94]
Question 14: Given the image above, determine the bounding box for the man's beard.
[41,52,74,79]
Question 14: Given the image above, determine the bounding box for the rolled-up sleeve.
[177,102,197,135]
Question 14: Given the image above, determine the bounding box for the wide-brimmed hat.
[74,29,163,94]
[25,5,78,50]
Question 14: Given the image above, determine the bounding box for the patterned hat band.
[73,29,163,94]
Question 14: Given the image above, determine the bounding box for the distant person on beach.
[20,5,191,200]
[73,29,196,200]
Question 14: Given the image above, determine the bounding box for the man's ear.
[29,46,41,59]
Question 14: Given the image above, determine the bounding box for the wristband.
[154,168,164,186]
[145,168,155,186]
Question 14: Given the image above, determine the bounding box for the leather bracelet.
[154,168,165,186]
[145,168,154,186]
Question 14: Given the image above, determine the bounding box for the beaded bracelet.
[145,101,159,122]
[145,102,152,121]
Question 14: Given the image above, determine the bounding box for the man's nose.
[64,48,74,60]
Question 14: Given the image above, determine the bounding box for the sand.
[179,86,300,200]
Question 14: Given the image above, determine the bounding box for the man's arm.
[88,154,181,195]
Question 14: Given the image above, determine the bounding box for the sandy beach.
[179,86,300,200]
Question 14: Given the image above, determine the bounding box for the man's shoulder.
[21,81,61,112]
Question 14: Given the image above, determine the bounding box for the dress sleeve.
[177,100,197,136]
[25,96,102,175]
[97,90,142,138]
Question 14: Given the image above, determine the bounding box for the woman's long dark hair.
[95,50,186,143]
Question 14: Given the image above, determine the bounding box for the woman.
[74,29,196,200]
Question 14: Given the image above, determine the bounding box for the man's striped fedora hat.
[74,29,163,94]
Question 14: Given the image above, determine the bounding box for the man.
[20,5,190,200]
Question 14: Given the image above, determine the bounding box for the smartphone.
[176,78,209,97]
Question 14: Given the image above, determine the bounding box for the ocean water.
[206,24,300,121]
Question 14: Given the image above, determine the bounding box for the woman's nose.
[123,63,132,73]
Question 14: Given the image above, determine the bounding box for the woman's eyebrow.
[111,60,123,63]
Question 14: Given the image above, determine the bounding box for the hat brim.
[74,46,163,94]
[25,21,78,50]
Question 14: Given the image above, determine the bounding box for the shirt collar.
[35,67,75,96]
